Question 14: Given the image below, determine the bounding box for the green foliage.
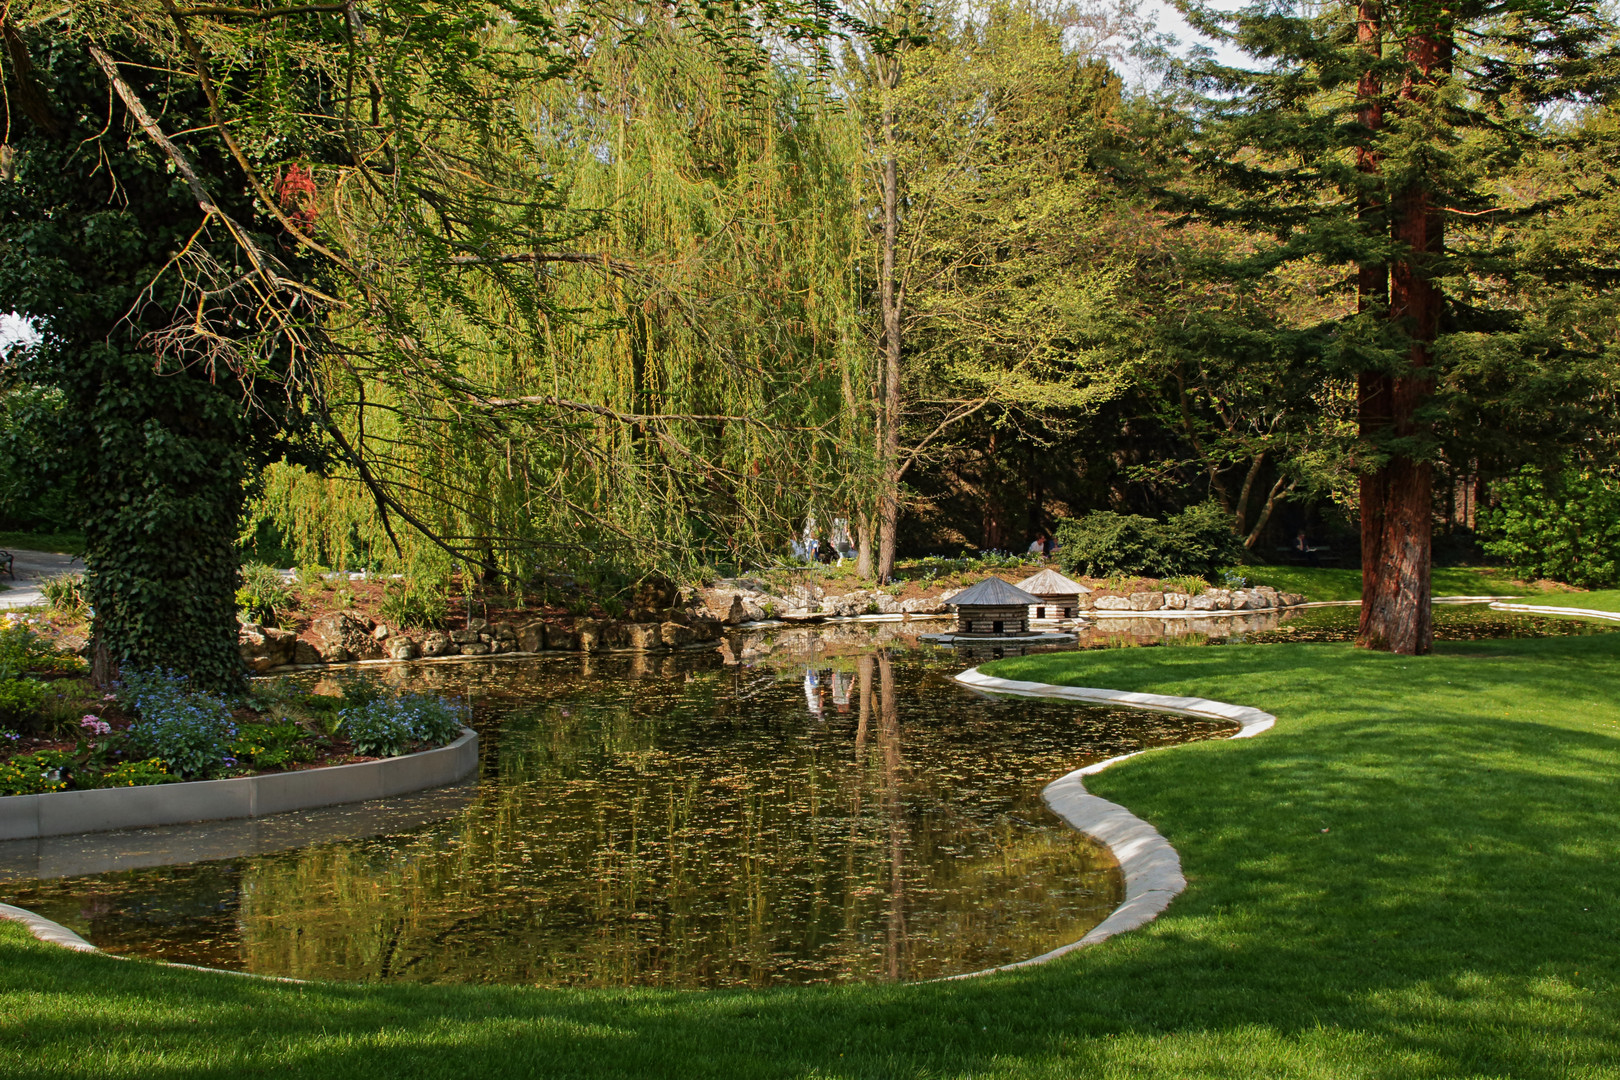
[377,576,450,630]
[237,563,294,626]
[80,757,172,789]
[294,564,330,592]
[230,721,320,771]
[0,621,82,677]
[121,669,239,779]
[0,749,68,795]
[1478,464,1620,588]
[1056,503,1244,580]
[330,584,356,610]
[339,692,465,758]
[0,677,47,731]
[38,572,87,616]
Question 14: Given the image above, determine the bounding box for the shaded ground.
[0,548,81,610]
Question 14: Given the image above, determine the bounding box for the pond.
[1,623,1237,987]
[4,603,1604,987]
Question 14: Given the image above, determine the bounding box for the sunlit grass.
[4,633,1620,1077]
[1241,564,1561,602]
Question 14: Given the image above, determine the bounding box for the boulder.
[545,624,581,651]
[740,597,769,622]
[1094,596,1133,611]
[293,639,323,665]
[660,621,696,648]
[706,593,748,626]
[388,638,420,661]
[420,631,454,657]
[631,574,680,611]
[1189,594,1219,611]
[575,618,606,653]
[310,611,383,660]
[1164,592,1189,610]
[1280,592,1306,607]
[515,622,546,653]
[625,623,664,651]
[322,644,354,663]
[459,641,491,656]
[874,593,904,615]
[899,595,946,615]
[467,618,489,632]
[1128,591,1165,612]
[493,621,519,642]
[238,623,299,672]
[687,616,723,643]
[449,629,482,645]
[372,623,392,641]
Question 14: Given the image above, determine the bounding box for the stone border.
[0,727,478,841]
[1488,600,1620,624]
[0,900,96,952]
[943,668,1275,979]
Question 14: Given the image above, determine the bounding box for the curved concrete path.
[946,669,1275,978]
[0,547,81,610]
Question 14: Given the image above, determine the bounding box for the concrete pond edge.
[942,669,1276,980]
[1487,600,1620,624]
[0,727,479,842]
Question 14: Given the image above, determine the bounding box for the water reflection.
[4,635,1237,987]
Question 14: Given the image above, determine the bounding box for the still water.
[2,624,1237,986]
[7,605,1600,986]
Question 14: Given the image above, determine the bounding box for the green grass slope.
[1241,564,1555,602]
[3,635,1619,1078]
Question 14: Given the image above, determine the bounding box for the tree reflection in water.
[8,637,1238,986]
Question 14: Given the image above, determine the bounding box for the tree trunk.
[875,56,903,585]
[1357,16,1446,655]
[856,514,873,580]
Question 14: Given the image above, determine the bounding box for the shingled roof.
[945,576,1039,607]
[1015,568,1092,596]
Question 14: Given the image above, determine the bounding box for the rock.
[574,618,606,653]
[625,623,664,651]
[706,594,747,626]
[899,595,946,615]
[239,623,299,671]
[493,621,519,642]
[311,611,383,660]
[545,624,580,651]
[389,638,420,661]
[1188,594,1218,611]
[687,616,723,643]
[631,574,680,611]
[459,641,491,656]
[372,623,392,641]
[740,597,769,622]
[421,631,454,657]
[489,640,513,655]
[660,621,696,648]
[1128,591,1165,612]
[1230,590,1259,610]
[515,622,545,652]
[323,645,354,663]
[478,633,493,644]
[1280,592,1306,607]
[449,629,481,645]
[1164,592,1189,610]
[874,593,904,615]
[294,639,323,665]
[467,618,489,632]
[1094,596,1133,611]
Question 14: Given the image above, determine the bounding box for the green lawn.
[1521,589,1620,613]
[4,634,1620,1078]
[1242,564,1560,602]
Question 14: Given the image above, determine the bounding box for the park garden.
[0,0,1618,1077]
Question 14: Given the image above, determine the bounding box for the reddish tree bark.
[1356,11,1447,655]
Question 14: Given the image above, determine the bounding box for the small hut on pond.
[945,577,1038,635]
[1015,568,1091,620]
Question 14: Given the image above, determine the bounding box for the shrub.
[0,620,85,676]
[83,757,172,789]
[121,669,238,779]
[0,677,47,729]
[39,572,88,616]
[1478,463,1620,588]
[377,575,449,630]
[294,564,330,592]
[237,562,294,626]
[230,720,319,770]
[0,750,69,795]
[1056,503,1245,580]
[339,693,465,757]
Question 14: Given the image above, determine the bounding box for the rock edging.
[1487,600,1620,624]
[943,668,1275,978]
[0,727,478,842]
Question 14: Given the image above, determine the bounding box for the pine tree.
[1175,0,1620,653]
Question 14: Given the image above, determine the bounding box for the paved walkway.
[0,548,81,610]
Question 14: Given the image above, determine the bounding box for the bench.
[1275,544,1336,567]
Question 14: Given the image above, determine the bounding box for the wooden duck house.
[1015,568,1091,620]
[945,577,1039,635]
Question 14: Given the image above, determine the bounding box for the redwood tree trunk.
[1357,18,1446,655]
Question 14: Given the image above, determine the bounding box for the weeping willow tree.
[13,1,874,595]
[250,3,874,582]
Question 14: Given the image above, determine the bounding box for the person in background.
[1042,533,1057,558]
[1028,533,1046,555]
[1294,527,1319,566]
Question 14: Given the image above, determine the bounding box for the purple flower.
[80,715,112,736]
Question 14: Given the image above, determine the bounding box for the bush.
[1478,463,1620,588]
[0,749,68,795]
[39,572,88,616]
[1056,503,1245,580]
[237,562,294,626]
[377,575,449,630]
[82,757,172,789]
[0,677,47,730]
[339,692,465,758]
[0,620,85,676]
[121,669,238,779]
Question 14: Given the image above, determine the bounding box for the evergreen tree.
[1175,0,1620,652]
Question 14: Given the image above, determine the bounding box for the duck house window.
[992,620,1003,634]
